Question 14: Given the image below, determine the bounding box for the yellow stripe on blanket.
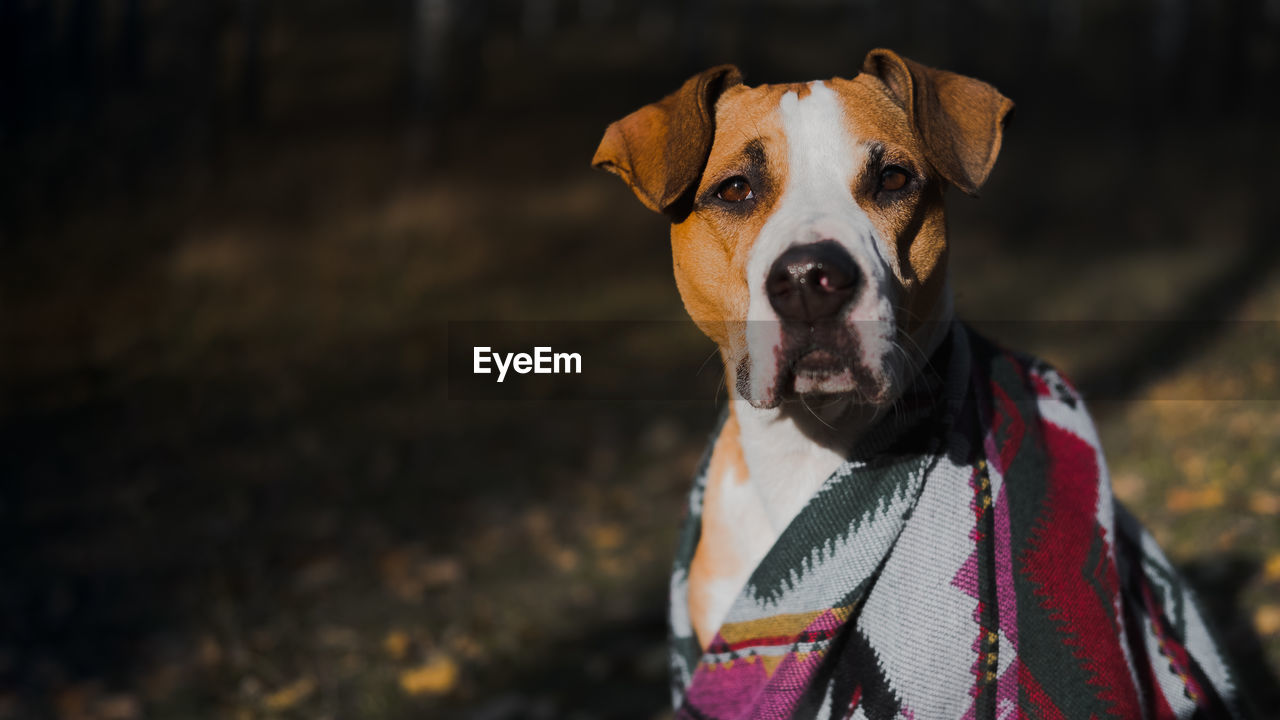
[717,604,858,646]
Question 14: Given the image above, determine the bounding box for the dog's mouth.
[790,348,857,395]
[741,310,901,409]
[773,323,884,401]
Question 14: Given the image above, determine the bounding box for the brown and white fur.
[592,50,1013,649]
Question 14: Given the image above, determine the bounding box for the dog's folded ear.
[862,49,1014,196]
[592,65,743,215]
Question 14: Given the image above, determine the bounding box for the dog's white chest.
[737,402,848,532]
[688,403,847,647]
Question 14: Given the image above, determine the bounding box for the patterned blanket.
[669,323,1247,719]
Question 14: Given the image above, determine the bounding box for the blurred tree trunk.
[0,0,47,137]
[404,0,487,166]
[239,0,263,124]
[1047,0,1080,59]
[407,0,452,165]
[522,0,556,42]
[67,0,101,122]
[679,0,710,77]
[168,0,223,178]
[118,0,146,89]
[736,0,761,76]
[1150,0,1191,113]
[578,0,613,26]
[1218,0,1264,111]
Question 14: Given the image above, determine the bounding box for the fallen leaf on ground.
[597,554,625,576]
[379,547,423,600]
[54,685,92,719]
[1255,605,1280,636]
[1165,486,1224,512]
[399,655,459,696]
[293,555,344,592]
[1111,472,1144,502]
[1173,450,1207,484]
[317,625,360,649]
[1266,553,1280,583]
[196,634,223,668]
[263,676,316,711]
[552,548,579,572]
[96,694,140,720]
[589,523,624,551]
[421,557,462,587]
[1249,491,1280,515]
[523,507,553,540]
[384,630,410,660]
[449,633,485,660]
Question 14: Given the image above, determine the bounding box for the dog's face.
[594,50,1012,409]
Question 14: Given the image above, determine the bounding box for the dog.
[593,50,1248,719]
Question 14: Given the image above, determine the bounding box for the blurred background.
[2,1,1280,718]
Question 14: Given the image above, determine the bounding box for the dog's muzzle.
[763,241,872,395]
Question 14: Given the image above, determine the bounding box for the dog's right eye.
[716,177,754,203]
[880,166,910,192]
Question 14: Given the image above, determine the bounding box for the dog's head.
[593,49,1012,409]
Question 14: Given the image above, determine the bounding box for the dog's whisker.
[696,345,722,376]
[799,393,837,430]
[892,324,938,386]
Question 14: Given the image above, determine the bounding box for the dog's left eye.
[716,177,754,203]
[880,166,910,192]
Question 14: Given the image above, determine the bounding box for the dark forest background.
[2,1,1279,718]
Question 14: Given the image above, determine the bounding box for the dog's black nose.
[766,241,860,324]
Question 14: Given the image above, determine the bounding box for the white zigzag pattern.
[855,451,980,718]
[726,462,927,621]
